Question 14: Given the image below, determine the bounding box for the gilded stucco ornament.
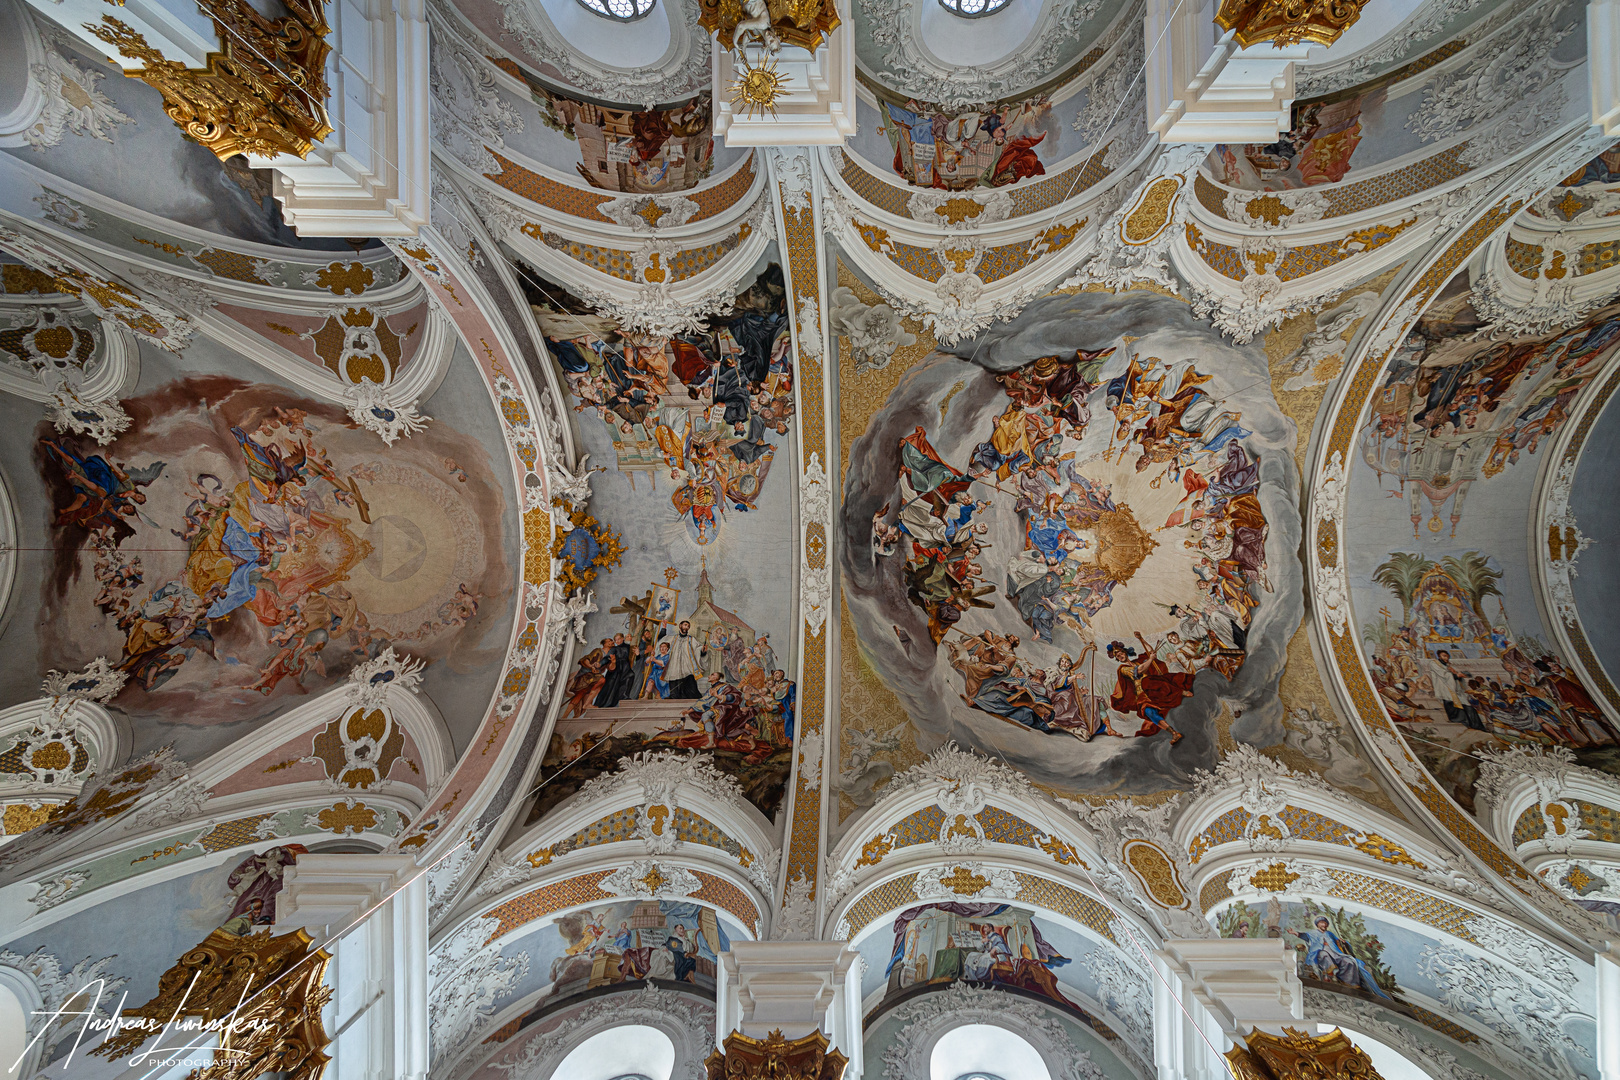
[1226,1027,1384,1080]
[1214,0,1372,48]
[85,0,333,161]
[701,0,841,53]
[729,54,791,119]
[93,927,333,1080]
[707,1028,848,1080]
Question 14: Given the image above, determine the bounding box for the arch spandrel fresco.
[839,289,1303,797]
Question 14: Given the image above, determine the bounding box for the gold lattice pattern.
[482,870,614,942]
[485,151,614,221]
[1504,236,1545,277]
[1324,868,1477,941]
[693,870,762,933]
[1279,805,1356,845]
[1581,801,1620,844]
[1322,144,1471,218]
[1200,874,1235,913]
[1189,808,1251,862]
[884,805,945,848]
[1512,804,1548,846]
[841,874,921,937]
[977,805,1041,847]
[1013,872,1117,943]
[198,814,276,853]
[1580,239,1620,276]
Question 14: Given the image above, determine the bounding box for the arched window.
[555,1026,675,1080]
[575,0,656,20]
[937,0,1012,16]
[930,1025,1052,1080]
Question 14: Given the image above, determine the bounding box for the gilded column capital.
[1214,0,1370,48]
[706,1028,849,1080]
[1226,1026,1385,1080]
[86,0,332,161]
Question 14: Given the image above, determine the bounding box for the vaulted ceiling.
[0,0,1618,1077]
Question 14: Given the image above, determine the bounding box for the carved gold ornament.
[1214,0,1370,48]
[93,927,333,1080]
[86,0,332,161]
[1227,1027,1384,1080]
[728,56,791,120]
[707,1028,849,1080]
[700,0,840,52]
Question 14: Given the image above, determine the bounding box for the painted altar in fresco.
[1347,282,1620,803]
[524,264,799,819]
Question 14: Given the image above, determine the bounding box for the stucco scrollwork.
[486,983,714,1080]
[862,0,1108,110]
[879,981,1108,1080]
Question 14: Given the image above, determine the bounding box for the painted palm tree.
[1440,551,1504,619]
[1370,552,1434,621]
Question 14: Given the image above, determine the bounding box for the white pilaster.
[1598,946,1620,1080]
[276,854,429,1080]
[1145,0,1311,144]
[713,0,855,146]
[717,941,864,1079]
[1153,938,1303,1080]
[1593,0,1620,135]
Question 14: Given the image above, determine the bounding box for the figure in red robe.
[992,130,1047,186]
[1106,632,1191,744]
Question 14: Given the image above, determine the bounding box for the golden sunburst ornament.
[729,55,790,119]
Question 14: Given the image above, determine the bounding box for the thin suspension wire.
[959,0,1187,371]
[986,745,1243,1080]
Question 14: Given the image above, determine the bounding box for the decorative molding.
[913,862,1021,901]
[1416,936,1594,1079]
[599,859,702,898]
[1303,989,1498,1080]
[1404,2,1577,153]
[860,0,1109,110]
[801,451,832,636]
[879,981,1109,1080]
[484,983,713,1080]
[429,21,524,176]
[0,946,126,1062]
[429,916,530,1068]
[16,30,134,151]
[488,0,709,107]
[346,646,428,710]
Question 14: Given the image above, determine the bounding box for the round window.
[576,0,656,21]
[937,0,1012,16]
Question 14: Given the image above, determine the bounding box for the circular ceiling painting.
[840,291,1302,794]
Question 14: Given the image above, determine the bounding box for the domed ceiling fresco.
[0,0,1618,1077]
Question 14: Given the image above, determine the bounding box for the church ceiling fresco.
[1344,275,1620,816]
[7,0,1620,1073]
[0,329,519,765]
[521,259,800,821]
[839,287,1302,798]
